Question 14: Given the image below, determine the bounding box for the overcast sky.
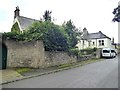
[0,0,119,43]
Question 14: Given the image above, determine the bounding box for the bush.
[80,48,97,55]
[68,48,79,56]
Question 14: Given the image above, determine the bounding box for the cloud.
[0,0,119,42]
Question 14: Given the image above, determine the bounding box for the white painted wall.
[76,38,113,50]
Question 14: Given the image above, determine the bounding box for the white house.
[76,28,115,50]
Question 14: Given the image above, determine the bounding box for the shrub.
[68,47,80,57]
[80,48,97,55]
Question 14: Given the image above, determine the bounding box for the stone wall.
[77,49,101,61]
[4,39,77,68]
[4,40,45,68]
[44,51,77,67]
[3,39,100,69]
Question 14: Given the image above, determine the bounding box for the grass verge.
[58,58,100,69]
[15,67,32,74]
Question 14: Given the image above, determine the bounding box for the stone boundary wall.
[77,54,97,61]
[4,40,45,68]
[44,51,77,67]
[3,39,100,68]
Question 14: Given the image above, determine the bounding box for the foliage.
[58,63,71,68]
[11,22,21,34]
[3,21,69,51]
[3,22,23,41]
[15,67,31,74]
[43,10,52,21]
[62,20,81,48]
[68,47,79,56]
[3,32,18,40]
[80,47,97,55]
[3,31,27,41]
[27,21,69,51]
[112,5,120,22]
[3,13,82,52]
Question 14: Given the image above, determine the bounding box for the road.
[3,56,118,88]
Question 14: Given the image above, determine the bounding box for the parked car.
[101,48,116,58]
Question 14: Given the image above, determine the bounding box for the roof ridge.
[19,16,39,21]
[99,31,111,39]
[88,32,100,34]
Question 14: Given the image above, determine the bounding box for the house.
[76,28,115,50]
[12,6,39,32]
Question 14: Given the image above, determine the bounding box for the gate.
[0,43,7,69]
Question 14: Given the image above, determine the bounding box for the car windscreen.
[111,50,115,53]
[102,50,110,53]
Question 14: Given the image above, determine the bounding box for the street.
[3,56,118,88]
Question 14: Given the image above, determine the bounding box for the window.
[111,50,115,53]
[83,40,85,45]
[103,50,110,53]
[88,42,90,46]
[102,40,104,45]
[99,40,101,46]
[99,40,104,46]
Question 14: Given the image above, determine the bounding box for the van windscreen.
[103,50,110,53]
[111,50,115,53]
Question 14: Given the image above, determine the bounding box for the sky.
[0,0,119,43]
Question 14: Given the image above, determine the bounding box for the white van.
[101,48,116,58]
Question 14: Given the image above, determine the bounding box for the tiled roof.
[17,16,39,30]
[82,31,111,40]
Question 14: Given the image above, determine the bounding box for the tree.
[112,5,120,22]
[43,10,52,21]
[27,21,69,51]
[62,20,81,48]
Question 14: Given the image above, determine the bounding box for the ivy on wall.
[3,20,81,52]
[11,22,21,34]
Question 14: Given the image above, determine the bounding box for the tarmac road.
[3,56,118,88]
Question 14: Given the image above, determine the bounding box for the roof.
[82,31,111,40]
[16,16,39,30]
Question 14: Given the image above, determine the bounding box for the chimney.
[14,6,20,19]
[83,27,88,36]
[112,37,114,44]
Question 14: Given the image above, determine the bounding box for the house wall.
[96,38,107,48]
[96,38,113,49]
[13,17,23,31]
[77,38,113,50]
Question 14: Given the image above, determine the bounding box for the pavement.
[2,56,118,88]
[1,69,24,84]
[0,58,106,85]
[1,64,82,85]
[1,67,74,85]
